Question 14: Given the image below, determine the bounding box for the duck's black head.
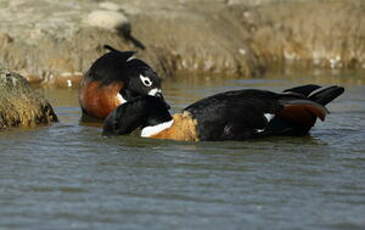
[124,59,169,107]
[102,45,163,99]
[102,96,172,136]
[107,45,169,108]
[87,45,169,107]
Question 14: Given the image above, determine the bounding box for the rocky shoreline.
[0,0,364,86]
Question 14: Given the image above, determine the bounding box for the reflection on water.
[0,70,365,229]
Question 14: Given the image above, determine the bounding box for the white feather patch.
[308,86,331,98]
[126,56,135,62]
[141,120,174,137]
[264,113,275,122]
[140,74,152,87]
[116,93,127,104]
[257,113,275,133]
[148,88,162,96]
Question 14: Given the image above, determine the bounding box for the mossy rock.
[0,68,58,129]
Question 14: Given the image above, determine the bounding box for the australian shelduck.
[79,45,168,120]
[102,84,344,141]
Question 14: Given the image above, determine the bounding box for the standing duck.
[102,84,344,141]
[79,45,168,121]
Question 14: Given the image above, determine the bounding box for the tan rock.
[0,68,58,129]
[85,10,130,33]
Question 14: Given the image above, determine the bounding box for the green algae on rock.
[0,68,58,130]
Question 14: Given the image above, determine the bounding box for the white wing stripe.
[141,120,174,137]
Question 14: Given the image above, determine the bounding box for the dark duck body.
[103,84,344,142]
[79,45,167,120]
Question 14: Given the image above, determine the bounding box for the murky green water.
[0,70,364,229]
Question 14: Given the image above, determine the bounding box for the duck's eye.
[140,74,152,87]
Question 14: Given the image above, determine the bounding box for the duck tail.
[283,84,321,97]
[103,44,136,60]
[283,84,344,105]
[103,44,117,52]
[271,85,344,134]
[307,85,345,106]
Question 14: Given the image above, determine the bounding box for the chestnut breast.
[79,79,124,119]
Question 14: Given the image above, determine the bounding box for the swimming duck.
[79,45,168,120]
[102,84,344,141]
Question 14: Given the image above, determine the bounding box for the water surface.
[0,70,364,230]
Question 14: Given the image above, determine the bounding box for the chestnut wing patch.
[278,100,328,127]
